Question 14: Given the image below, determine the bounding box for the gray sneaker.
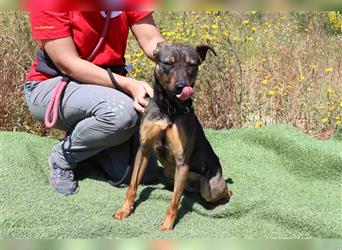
[48,150,79,196]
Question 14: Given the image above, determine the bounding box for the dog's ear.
[196,45,217,62]
[153,41,169,61]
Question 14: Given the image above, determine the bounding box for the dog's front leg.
[160,162,189,231]
[113,146,150,220]
[160,124,190,231]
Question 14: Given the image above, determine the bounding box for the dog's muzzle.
[175,85,194,100]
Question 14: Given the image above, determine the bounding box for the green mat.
[1,125,341,239]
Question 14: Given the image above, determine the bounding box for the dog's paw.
[160,222,174,231]
[160,218,174,232]
[113,208,131,220]
[228,190,233,198]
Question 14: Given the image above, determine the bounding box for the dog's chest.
[156,121,195,170]
[140,101,197,167]
[154,132,176,168]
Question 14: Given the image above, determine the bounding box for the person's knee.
[96,99,139,140]
[118,103,139,130]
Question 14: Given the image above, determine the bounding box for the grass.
[0,125,341,239]
[0,11,341,139]
[0,11,341,241]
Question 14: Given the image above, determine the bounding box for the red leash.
[44,78,69,128]
[44,11,112,128]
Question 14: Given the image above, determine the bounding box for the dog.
[113,43,233,231]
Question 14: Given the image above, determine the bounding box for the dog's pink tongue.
[176,86,194,100]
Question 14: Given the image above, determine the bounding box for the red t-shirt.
[25,11,152,82]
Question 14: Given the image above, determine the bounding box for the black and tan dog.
[114,43,233,231]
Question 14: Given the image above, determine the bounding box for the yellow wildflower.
[325,67,333,73]
[255,120,263,128]
[328,106,335,112]
[135,51,144,58]
[261,79,268,85]
[321,117,328,123]
[211,24,218,29]
[335,117,341,126]
[242,20,249,25]
[268,90,276,96]
[327,87,334,95]
[252,27,257,32]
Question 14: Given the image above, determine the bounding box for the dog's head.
[153,43,216,102]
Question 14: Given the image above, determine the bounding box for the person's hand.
[127,79,154,113]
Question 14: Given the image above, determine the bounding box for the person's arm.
[42,37,152,113]
[130,14,165,60]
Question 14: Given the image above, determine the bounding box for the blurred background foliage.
[0,11,341,139]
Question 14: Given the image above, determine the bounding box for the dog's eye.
[162,61,173,67]
[188,64,198,69]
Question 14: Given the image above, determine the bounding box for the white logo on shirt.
[100,11,122,19]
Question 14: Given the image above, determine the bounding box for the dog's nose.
[175,84,186,94]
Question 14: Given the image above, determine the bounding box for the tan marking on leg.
[114,118,169,220]
[165,123,188,164]
[160,163,189,231]
[113,147,150,220]
[159,123,189,231]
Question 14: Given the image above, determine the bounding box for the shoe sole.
[55,185,80,196]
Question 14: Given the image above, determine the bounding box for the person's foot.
[48,149,78,196]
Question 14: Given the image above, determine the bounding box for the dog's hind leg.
[113,146,150,220]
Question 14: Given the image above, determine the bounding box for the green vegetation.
[0,11,341,139]
[1,125,341,238]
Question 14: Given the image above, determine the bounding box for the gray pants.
[24,76,157,183]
